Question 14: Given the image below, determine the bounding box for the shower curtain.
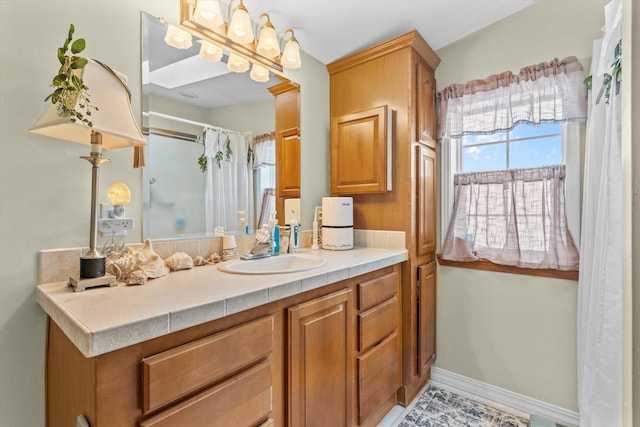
[203,128,254,234]
[577,0,622,425]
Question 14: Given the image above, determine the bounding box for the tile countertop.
[37,247,407,358]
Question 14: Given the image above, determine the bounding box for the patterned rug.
[393,384,530,427]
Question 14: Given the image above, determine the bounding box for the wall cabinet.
[331,106,391,194]
[45,265,401,427]
[327,30,440,404]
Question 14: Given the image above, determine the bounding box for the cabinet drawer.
[358,332,400,423]
[140,360,272,427]
[142,316,273,414]
[358,271,398,311]
[358,296,398,351]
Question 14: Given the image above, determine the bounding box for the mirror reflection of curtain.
[253,133,276,228]
[204,129,254,234]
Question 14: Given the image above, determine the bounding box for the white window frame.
[439,122,582,253]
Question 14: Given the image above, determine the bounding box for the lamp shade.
[227,53,250,73]
[282,36,301,69]
[30,59,145,150]
[228,2,254,44]
[256,21,280,59]
[250,63,269,82]
[194,0,224,31]
[164,24,193,49]
[199,40,223,62]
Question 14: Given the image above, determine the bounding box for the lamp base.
[69,255,116,292]
[69,274,118,292]
[80,254,106,278]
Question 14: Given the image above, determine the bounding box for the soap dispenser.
[268,210,280,255]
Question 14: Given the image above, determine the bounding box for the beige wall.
[435,0,608,412]
[0,2,328,426]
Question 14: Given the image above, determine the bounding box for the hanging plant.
[197,152,208,173]
[224,135,233,161]
[44,24,97,127]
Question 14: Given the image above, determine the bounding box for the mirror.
[141,12,297,239]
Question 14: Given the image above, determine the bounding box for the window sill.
[436,254,579,281]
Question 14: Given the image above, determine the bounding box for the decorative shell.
[105,239,169,283]
[127,269,148,285]
[164,252,194,271]
[193,255,206,267]
[207,253,222,264]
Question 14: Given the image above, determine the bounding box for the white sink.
[218,253,327,275]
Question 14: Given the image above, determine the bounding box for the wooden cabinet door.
[288,288,353,427]
[416,61,436,142]
[331,106,391,195]
[416,143,437,255]
[277,128,301,199]
[418,262,436,376]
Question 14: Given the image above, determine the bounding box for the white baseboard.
[430,367,580,427]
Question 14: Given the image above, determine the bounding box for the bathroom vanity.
[38,243,406,427]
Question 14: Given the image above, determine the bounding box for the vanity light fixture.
[227,52,250,72]
[281,28,301,69]
[30,59,145,291]
[227,0,253,44]
[256,14,280,59]
[179,0,303,76]
[199,40,224,62]
[165,23,193,49]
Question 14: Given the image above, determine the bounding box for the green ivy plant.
[44,24,97,127]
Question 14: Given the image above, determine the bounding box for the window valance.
[437,56,588,139]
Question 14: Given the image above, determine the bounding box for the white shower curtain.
[577,0,622,425]
[203,129,254,234]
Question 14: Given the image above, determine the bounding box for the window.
[461,123,562,173]
[440,122,581,272]
[436,57,587,274]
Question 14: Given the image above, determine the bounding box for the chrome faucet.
[240,226,273,260]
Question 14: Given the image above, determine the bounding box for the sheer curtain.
[577,0,622,425]
[438,56,587,269]
[438,56,587,140]
[203,128,254,234]
[441,165,579,270]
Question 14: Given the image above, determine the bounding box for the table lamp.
[30,59,146,291]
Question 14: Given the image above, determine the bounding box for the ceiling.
[144,0,534,110]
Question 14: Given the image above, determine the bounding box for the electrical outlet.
[98,218,134,236]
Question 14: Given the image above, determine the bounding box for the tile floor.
[378,382,530,427]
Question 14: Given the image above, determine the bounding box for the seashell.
[164,252,194,271]
[193,255,206,267]
[127,269,148,285]
[106,239,169,282]
[207,253,221,264]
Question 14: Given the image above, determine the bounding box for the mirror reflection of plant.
[44,24,97,127]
